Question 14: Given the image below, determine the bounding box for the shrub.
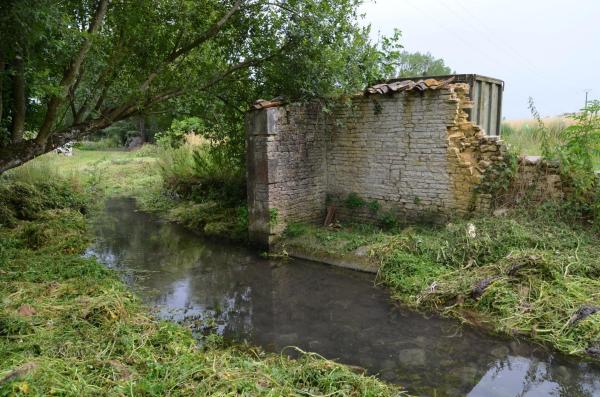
[156,139,246,240]
[344,192,366,209]
[158,144,197,189]
[529,98,600,225]
[367,200,380,213]
[189,146,245,205]
[378,211,397,229]
[155,117,205,148]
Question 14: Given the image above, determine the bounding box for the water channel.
[86,198,600,396]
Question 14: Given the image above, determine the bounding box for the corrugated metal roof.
[365,76,456,95]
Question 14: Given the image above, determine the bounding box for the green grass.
[501,119,567,157]
[156,144,248,241]
[501,119,599,169]
[0,176,403,395]
[5,146,248,241]
[5,148,162,200]
[282,205,600,360]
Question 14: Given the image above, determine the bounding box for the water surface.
[87,198,600,396]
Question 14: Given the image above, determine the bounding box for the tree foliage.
[378,30,451,78]
[0,0,412,172]
[396,51,453,77]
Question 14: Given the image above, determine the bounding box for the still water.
[87,198,600,396]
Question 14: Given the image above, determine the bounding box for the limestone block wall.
[246,103,328,247]
[246,83,506,247]
[326,91,458,222]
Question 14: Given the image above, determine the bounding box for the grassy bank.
[0,175,402,395]
[5,144,248,242]
[281,204,600,361]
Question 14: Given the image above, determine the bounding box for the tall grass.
[156,143,247,240]
[3,152,80,187]
[501,117,572,156]
[157,144,197,186]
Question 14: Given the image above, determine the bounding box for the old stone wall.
[246,83,508,247]
[325,92,456,223]
[246,103,328,247]
[500,156,564,206]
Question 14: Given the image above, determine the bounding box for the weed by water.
[4,146,246,242]
[157,144,248,241]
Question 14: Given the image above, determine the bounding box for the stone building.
[245,75,556,248]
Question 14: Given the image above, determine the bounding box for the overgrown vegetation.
[1,139,248,242]
[345,192,367,209]
[158,142,248,241]
[154,117,206,148]
[501,117,572,157]
[527,99,600,225]
[282,203,600,360]
[0,175,403,395]
[501,106,600,172]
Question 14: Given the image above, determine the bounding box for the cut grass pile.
[0,176,403,395]
[282,204,600,360]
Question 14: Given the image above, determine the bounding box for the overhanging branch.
[35,0,109,144]
[139,0,243,93]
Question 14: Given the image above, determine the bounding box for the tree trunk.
[138,116,146,142]
[11,55,25,142]
[0,118,112,174]
[0,140,46,173]
[0,52,5,124]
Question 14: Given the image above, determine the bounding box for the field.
[500,116,600,170]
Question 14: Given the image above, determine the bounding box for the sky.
[360,0,600,119]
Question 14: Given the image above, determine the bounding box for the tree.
[395,52,452,77]
[369,29,451,78]
[0,0,403,173]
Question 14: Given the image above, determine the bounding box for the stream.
[86,197,600,396]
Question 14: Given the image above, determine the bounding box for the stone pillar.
[245,108,277,248]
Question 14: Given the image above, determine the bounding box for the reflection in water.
[87,198,600,397]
